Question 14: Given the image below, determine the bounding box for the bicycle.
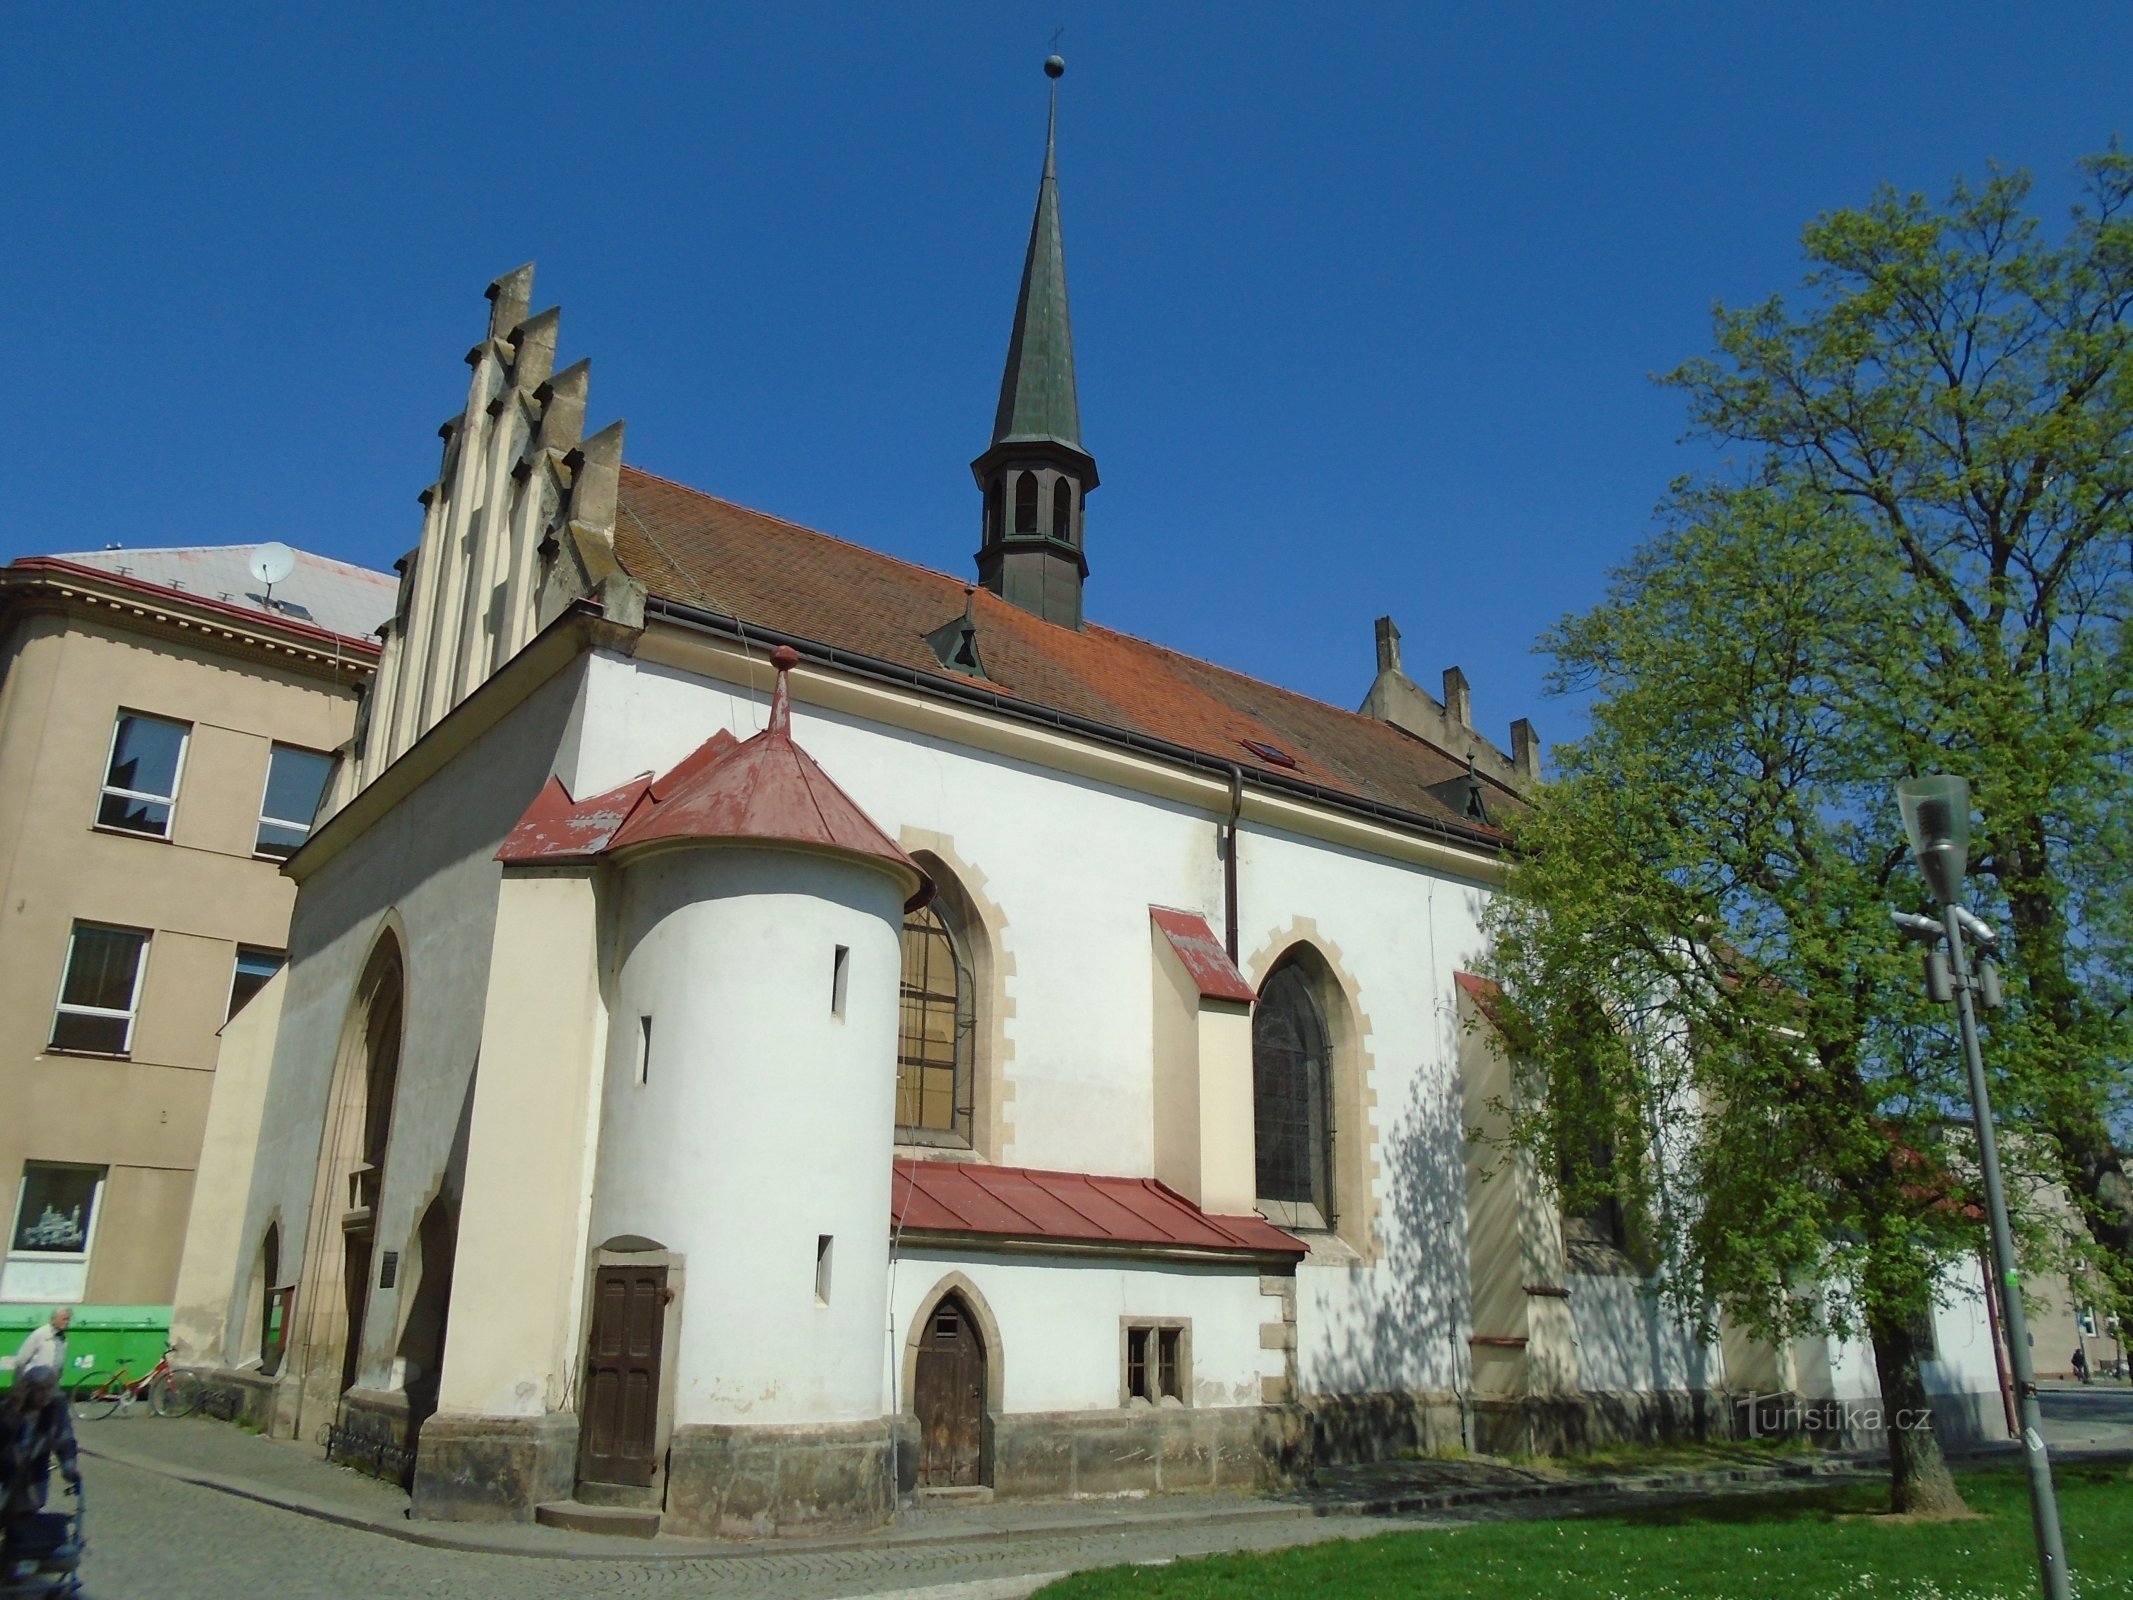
[70,1346,201,1421]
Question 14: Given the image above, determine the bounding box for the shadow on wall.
[1303,961,1476,1463]
[1567,1270,1718,1397]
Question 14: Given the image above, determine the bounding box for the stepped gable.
[611,466,1518,839]
[496,649,929,909]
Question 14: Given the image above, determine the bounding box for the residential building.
[0,545,395,1323]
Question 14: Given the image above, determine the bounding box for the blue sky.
[7,5,2126,754]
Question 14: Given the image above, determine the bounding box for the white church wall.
[569,649,1494,1404]
[1922,1254,2002,1407]
[237,660,590,1406]
[889,1250,1277,1412]
[591,846,907,1429]
[1565,1273,1716,1394]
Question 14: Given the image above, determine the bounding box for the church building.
[170,63,1767,1538]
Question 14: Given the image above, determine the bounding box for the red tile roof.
[496,648,929,908]
[1150,907,1257,1004]
[891,1159,1305,1261]
[612,466,1515,843]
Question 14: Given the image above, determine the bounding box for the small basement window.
[1122,1320,1189,1406]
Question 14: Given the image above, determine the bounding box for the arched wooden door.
[915,1293,987,1487]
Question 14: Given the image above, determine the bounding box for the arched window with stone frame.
[898,899,974,1148]
[1252,952,1336,1231]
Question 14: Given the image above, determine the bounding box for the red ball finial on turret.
[768,645,800,735]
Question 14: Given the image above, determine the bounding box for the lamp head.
[1896,774,1972,905]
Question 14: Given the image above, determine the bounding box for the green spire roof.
[991,96,1083,453]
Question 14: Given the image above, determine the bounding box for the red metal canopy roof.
[1149,907,1256,1004]
[891,1159,1304,1261]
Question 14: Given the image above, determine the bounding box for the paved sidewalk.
[76,1415,1875,1562]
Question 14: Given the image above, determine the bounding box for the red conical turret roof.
[498,647,930,909]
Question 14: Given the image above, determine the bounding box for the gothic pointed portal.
[973,55,1098,630]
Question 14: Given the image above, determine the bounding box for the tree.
[1668,152,2133,1295]
[1485,489,1979,1514]
[1486,152,2133,1513]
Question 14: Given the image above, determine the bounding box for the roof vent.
[923,588,989,679]
[1240,739,1298,771]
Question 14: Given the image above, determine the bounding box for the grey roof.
[47,544,399,643]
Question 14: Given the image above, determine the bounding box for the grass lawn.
[1032,1459,2133,1600]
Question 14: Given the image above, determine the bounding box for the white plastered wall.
[888,1250,1278,1412]
[227,659,591,1423]
[566,649,1496,1410]
[589,847,906,1429]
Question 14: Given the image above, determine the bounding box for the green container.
[0,1304,170,1392]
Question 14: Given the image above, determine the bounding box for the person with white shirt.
[10,1311,69,1386]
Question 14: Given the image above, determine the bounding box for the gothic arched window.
[1013,472,1038,536]
[1253,956,1334,1228]
[899,902,972,1146]
[1051,478,1073,543]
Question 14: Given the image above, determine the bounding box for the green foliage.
[1480,149,2133,1375]
[1029,1460,2133,1599]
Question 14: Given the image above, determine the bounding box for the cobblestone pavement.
[71,1391,2133,1600]
[76,1449,1445,1600]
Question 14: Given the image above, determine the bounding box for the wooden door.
[580,1263,668,1487]
[915,1294,986,1487]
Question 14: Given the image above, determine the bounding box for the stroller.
[0,1483,84,1597]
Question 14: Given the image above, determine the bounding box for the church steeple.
[973,54,1098,629]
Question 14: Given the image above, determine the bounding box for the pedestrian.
[2072,1344,2090,1384]
[10,1309,69,1385]
[0,1364,81,1579]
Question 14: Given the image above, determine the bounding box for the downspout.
[1222,762,1243,962]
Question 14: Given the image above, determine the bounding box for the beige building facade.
[0,550,394,1311]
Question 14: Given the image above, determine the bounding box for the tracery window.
[1252,956,1334,1229]
[898,903,971,1146]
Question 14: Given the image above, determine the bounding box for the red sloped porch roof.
[891,1159,1304,1262]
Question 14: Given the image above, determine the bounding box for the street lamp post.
[1894,775,2070,1600]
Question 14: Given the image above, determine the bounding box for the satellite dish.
[248,542,296,589]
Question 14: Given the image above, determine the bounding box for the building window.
[256,744,335,859]
[227,947,286,1021]
[50,922,149,1055]
[898,903,972,1145]
[1013,471,1038,535]
[1253,957,1334,1230]
[1051,478,1073,543]
[96,711,189,838]
[1,1162,107,1305]
[2079,1306,2099,1338]
[1122,1321,1189,1406]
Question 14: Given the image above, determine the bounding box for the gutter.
[890,1229,1306,1270]
[641,595,1509,860]
[2,556,385,665]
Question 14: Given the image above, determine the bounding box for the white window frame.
[1,1162,108,1308]
[50,922,150,1057]
[254,742,334,860]
[95,710,190,840]
[2078,1305,2099,1337]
